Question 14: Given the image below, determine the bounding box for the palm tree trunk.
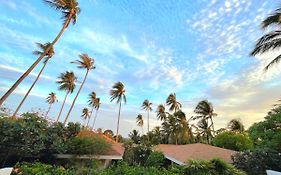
[45,103,52,119]
[210,116,215,133]
[12,58,50,118]
[87,108,94,128]
[56,92,69,122]
[63,70,89,125]
[0,12,74,107]
[116,101,122,142]
[92,108,98,130]
[147,110,150,141]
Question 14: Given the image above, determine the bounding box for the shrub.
[232,149,281,175]
[66,135,111,155]
[123,144,152,165]
[145,151,165,167]
[213,131,253,151]
[11,162,74,175]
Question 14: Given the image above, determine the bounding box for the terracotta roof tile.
[154,143,236,164]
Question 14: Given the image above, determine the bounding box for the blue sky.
[1,0,281,136]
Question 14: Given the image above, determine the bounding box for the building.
[154,143,236,165]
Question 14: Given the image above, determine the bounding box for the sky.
[1,0,281,136]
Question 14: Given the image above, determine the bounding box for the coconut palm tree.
[142,99,152,133]
[193,100,217,132]
[45,92,58,118]
[110,81,126,142]
[90,97,100,129]
[193,118,213,144]
[128,129,141,144]
[63,54,95,125]
[12,42,55,118]
[166,93,182,113]
[251,5,281,70]
[136,114,144,128]
[56,71,77,122]
[0,0,80,106]
[87,92,96,127]
[156,104,167,121]
[81,107,90,127]
[227,119,245,132]
[136,114,144,134]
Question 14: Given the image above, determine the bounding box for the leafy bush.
[11,162,74,175]
[99,162,179,175]
[232,149,281,175]
[66,135,111,155]
[213,131,253,151]
[145,151,165,167]
[248,111,281,152]
[123,144,152,165]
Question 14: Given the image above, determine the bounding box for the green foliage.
[213,131,253,151]
[183,159,246,175]
[123,144,152,166]
[0,113,48,158]
[233,149,281,175]
[99,162,178,175]
[248,111,281,151]
[12,162,74,175]
[145,151,165,167]
[66,135,111,155]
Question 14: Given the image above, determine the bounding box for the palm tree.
[142,99,152,133]
[0,0,80,106]
[193,100,217,132]
[136,114,144,128]
[251,6,281,70]
[56,71,77,122]
[12,42,55,118]
[128,129,141,144]
[87,92,96,127]
[136,114,144,134]
[227,119,245,132]
[156,104,167,121]
[166,93,182,113]
[194,118,213,144]
[110,81,126,142]
[63,54,95,125]
[45,92,57,118]
[81,107,90,127]
[91,97,100,129]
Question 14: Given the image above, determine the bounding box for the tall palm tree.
[136,114,144,134]
[251,6,281,70]
[194,118,213,144]
[63,54,95,125]
[0,0,80,106]
[81,107,90,127]
[156,104,167,121]
[110,81,126,142]
[12,42,55,118]
[193,100,217,132]
[136,114,144,128]
[227,119,245,132]
[142,99,152,133]
[56,71,77,122]
[87,92,96,127]
[45,92,57,118]
[166,93,182,113]
[90,97,100,129]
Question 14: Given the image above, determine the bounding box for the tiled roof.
[154,143,236,164]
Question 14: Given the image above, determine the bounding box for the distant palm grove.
[0,0,281,175]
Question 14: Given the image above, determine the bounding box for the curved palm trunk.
[116,101,122,142]
[87,108,94,128]
[0,12,74,107]
[63,70,89,125]
[92,108,98,130]
[56,92,69,122]
[12,58,50,118]
[45,103,53,119]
